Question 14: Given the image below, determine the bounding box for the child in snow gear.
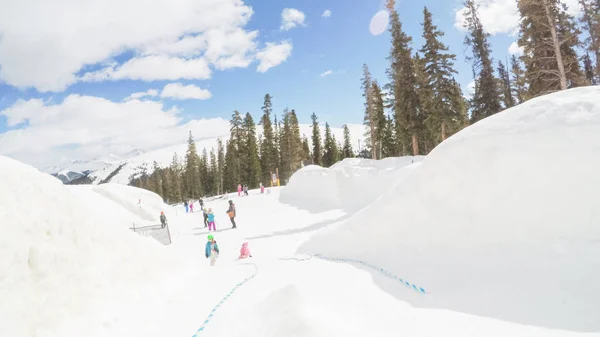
[203,207,208,228]
[243,184,249,196]
[227,200,237,229]
[260,182,265,194]
[238,242,252,259]
[184,201,189,213]
[205,235,219,266]
[159,211,167,228]
[207,208,216,231]
[237,184,242,196]
[189,201,194,213]
[199,198,204,209]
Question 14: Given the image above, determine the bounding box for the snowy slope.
[300,86,600,332]
[91,123,365,185]
[0,155,179,336]
[280,156,424,212]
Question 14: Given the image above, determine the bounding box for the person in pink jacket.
[238,242,252,259]
[237,184,242,196]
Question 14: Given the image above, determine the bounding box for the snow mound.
[0,156,175,336]
[300,87,600,332]
[279,156,423,212]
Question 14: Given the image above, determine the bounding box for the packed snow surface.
[280,156,424,212]
[301,86,600,332]
[3,87,600,337]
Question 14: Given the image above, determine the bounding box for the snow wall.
[300,86,600,332]
[0,155,176,336]
[279,156,424,213]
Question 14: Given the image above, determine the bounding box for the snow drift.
[300,86,600,332]
[0,155,176,337]
[280,156,423,212]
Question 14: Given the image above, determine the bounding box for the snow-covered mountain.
[86,123,365,185]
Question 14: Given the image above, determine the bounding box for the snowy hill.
[300,86,600,332]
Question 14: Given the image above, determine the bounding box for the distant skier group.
[237,182,266,196]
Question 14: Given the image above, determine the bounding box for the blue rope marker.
[313,254,427,295]
[191,263,258,336]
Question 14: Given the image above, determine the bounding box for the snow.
[3,87,600,337]
[280,156,423,212]
[301,86,600,332]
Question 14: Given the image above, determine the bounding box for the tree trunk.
[542,0,568,90]
[441,120,447,141]
[411,133,419,156]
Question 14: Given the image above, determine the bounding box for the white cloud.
[160,83,211,100]
[281,8,306,31]
[320,70,333,77]
[454,0,581,35]
[508,41,524,56]
[81,56,212,82]
[123,89,159,101]
[0,95,229,168]
[256,42,293,73]
[322,9,332,18]
[0,0,289,92]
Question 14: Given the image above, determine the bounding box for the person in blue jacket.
[207,208,216,231]
[205,234,220,266]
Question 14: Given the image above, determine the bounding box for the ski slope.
[3,87,600,336]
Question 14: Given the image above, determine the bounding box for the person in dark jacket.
[226,200,237,229]
[202,207,208,228]
[199,198,204,209]
[159,211,167,228]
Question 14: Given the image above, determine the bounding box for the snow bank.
[0,155,176,337]
[279,156,423,212]
[300,87,600,332]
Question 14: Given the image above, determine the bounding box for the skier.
[237,184,242,197]
[205,235,220,266]
[189,201,194,213]
[260,182,265,194]
[199,198,204,210]
[159,211,167,228]
[202,207,209,228]
[238,242,252,259]
[184,201,189,213]
[207,208,216,231]
[243,184,249,196]
[226,200,237,229]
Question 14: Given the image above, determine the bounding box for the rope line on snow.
[191,262,258,337]
[313,254,428,295]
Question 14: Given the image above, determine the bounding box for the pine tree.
[169,153,183,202]
[583,53,596,84]
[223,139,237,192]
[217,138,225,194]
[259,94,278,185]
[371,80,387,159]
[229,110,244,184]
[579,0,600,80]
[463,0,501,123]
[362,64,377,159]
[310,112,323,166]
[151,161,164,198]
[209,149,219,196]
[279,109,303,181]
[242,113,261,188]
[199,148,209,196]
[322,123,338,167]
[381,115,397,158]
[510,55,528,103]
[184,131,202,199]
[301,135,311,163]
[386,0,422,156]
[497,60,515,109]
[420,6,467,145]
[342,124,354,159]
[518,0,583,96]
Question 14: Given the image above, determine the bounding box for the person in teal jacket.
[205,235,219,266]
[207,208,216,231]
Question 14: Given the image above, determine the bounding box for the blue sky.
[0,0,521,128]
[0,0,528,167]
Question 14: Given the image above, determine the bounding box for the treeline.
[130,94,356,203]
[362,0,600,158]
